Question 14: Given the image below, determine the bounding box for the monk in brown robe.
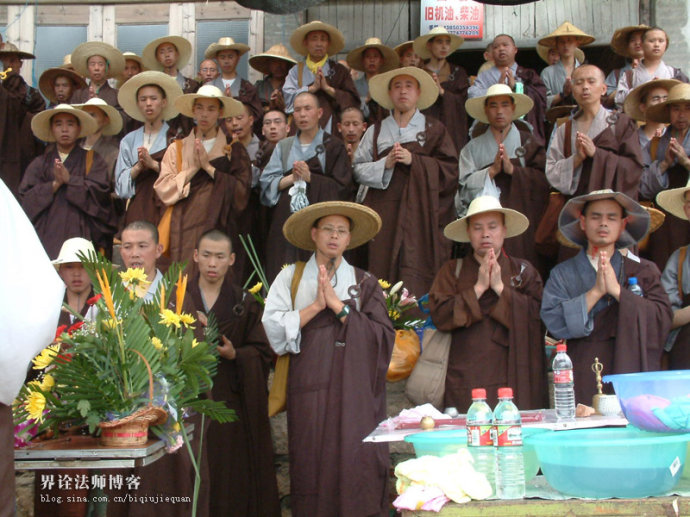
[69,41,124,108]
[460,84,550,276]
[154,85,251,272]
[414,27,470,152]
[541,190,673,404]
[353,66,458,298]
[260,92,353,282]
[283,21,360,134]
[142,36,200,94]
[429,196,546,411]
[262,201,395,517]
[19,104,117,259]
[187,229,280,516]
[115,72,184,231]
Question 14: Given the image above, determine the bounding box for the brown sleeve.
[429,259,484,331]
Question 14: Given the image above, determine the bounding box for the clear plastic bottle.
[466,388,495,493]
[493,387,525,499]
[628,277,644,296]
[552,343,576,421]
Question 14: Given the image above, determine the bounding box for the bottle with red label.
[466,388,495,493]
[493,387,524,499]
[553,343,575,421]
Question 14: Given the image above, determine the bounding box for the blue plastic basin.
[525,427,690,498]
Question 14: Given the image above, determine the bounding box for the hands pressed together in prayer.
[194,139,216,178]
[562,77,572,97]
[385,142,413,168]
[488,143,514,178]
[474,248,504,298]
[292,160,311,182]
[573,131,596,168]
[661,137,690,171]
[308,68,336,97]
[429,71,445,96]
[499,67,516,89]
[52,159,71,193]
[587,251,621,309]
[130,147,160,179]
[312,264,348,320]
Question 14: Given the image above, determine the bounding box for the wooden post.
[88,5,104,41]
[248,9,264,84]
[7,5,35,86]
[169,3,196,78]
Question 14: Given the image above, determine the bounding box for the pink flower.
[400,288,417,306]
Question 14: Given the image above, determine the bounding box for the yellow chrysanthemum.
[103,317,121,330]
[388,309,401,320]
[152,337,164,350]
[160,309,181,329]
[32,345,60,370]
[41,375,55,391]
[281,264,290,270]
[179,313,196,328]
[26,391,46,422]
[120,268,149,285]
[191,338,200,348]
[248,282,263,294]
[378,279,391,290]
[172,421,181,432]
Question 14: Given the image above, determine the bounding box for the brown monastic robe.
[187,274,281,517]
[70,81,119,107]
[364,117,458,299]
[0,404,13,517]
[154,130,251,272]
[429,255,547,411]
[516,66,547,145]
[19,145,117,259]
[264,134,354,282]
[287,270,394,517]
[421,62,470,152]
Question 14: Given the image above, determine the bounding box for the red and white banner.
[420,0,485,40]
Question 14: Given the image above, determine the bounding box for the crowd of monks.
[3,17,690,517]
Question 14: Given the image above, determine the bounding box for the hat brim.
[537,44,585,65]
[72,42,125,78]
[623,79,681,122]
[346,44,400,73]
[546,105,578,124]
[290,22,345,56]
[413,32,464,60]
[465,90,534,124]
[39,68,87,103]
[283,201,382,251]
[174,90,244,119]
[249,53,297,75]
[74,102,123,136]
[645,90,690,124]
[204,42,250,60]
[558,191,650,248]
[31,105,98,142]
[0,49,35,60]
[656,186,690,221]
[538,33,595,48]
[369,66,439,110]
[611,25,650,57]
[394,41,414,57]
[444,207,529,243]
[117,71,184,122]
[142,36,193,71]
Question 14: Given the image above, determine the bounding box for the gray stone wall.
[654,0,690,71]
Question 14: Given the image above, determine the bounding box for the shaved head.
[572,64,605,82]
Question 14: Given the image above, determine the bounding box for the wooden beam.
[36,5,88,25]
[114,4,169,24]
[195,1,250,20]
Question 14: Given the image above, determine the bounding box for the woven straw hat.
[52,237,96,267]
[536,43,585,64]
[444,195,529,243]
[249,44,297,75]
[283,201,382,251]
[346,37,400,73]
[558,189,650,248]
[174,84,244,119]
[31,104,97,142]
[204,37,250,60]
[74,98,123,136]
[60,54,77,72]
[645,83,690,124]
[623,78,680,122]
[142,36,192,71]
[39,67,87,104]
[545,105,578,124]
[290,21,344,57]
[368,66,438,110]
[122,52,147,71]
[465,83,534,124]
[117,70,183,122]
[71,42,125,78]
[394,41,414,58]
[610,25,650,57]
[0,42,35,60]
[656,180,690,221]
[413,27,464,60]
[538,22,595,48]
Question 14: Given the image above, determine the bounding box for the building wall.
[654,0,690,71]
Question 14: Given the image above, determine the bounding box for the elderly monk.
[262,201,394,517]
[541,190,672,403]
[283,21,360,134]
[459,84,550,271]
[69,41,125,108]
[429,195,546,411]
[19,104,116,259]
[260,91,353,281]
[353,66,458,297]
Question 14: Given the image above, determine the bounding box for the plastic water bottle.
[493,387,525,499]
[552,343,576,421]
[466,388,495,494]
[628,277,644,296]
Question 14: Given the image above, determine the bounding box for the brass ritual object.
[0,68,12,80]
[591,358,622,416]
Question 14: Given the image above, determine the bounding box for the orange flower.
[175,271,188,316]
[95,269,117,321]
